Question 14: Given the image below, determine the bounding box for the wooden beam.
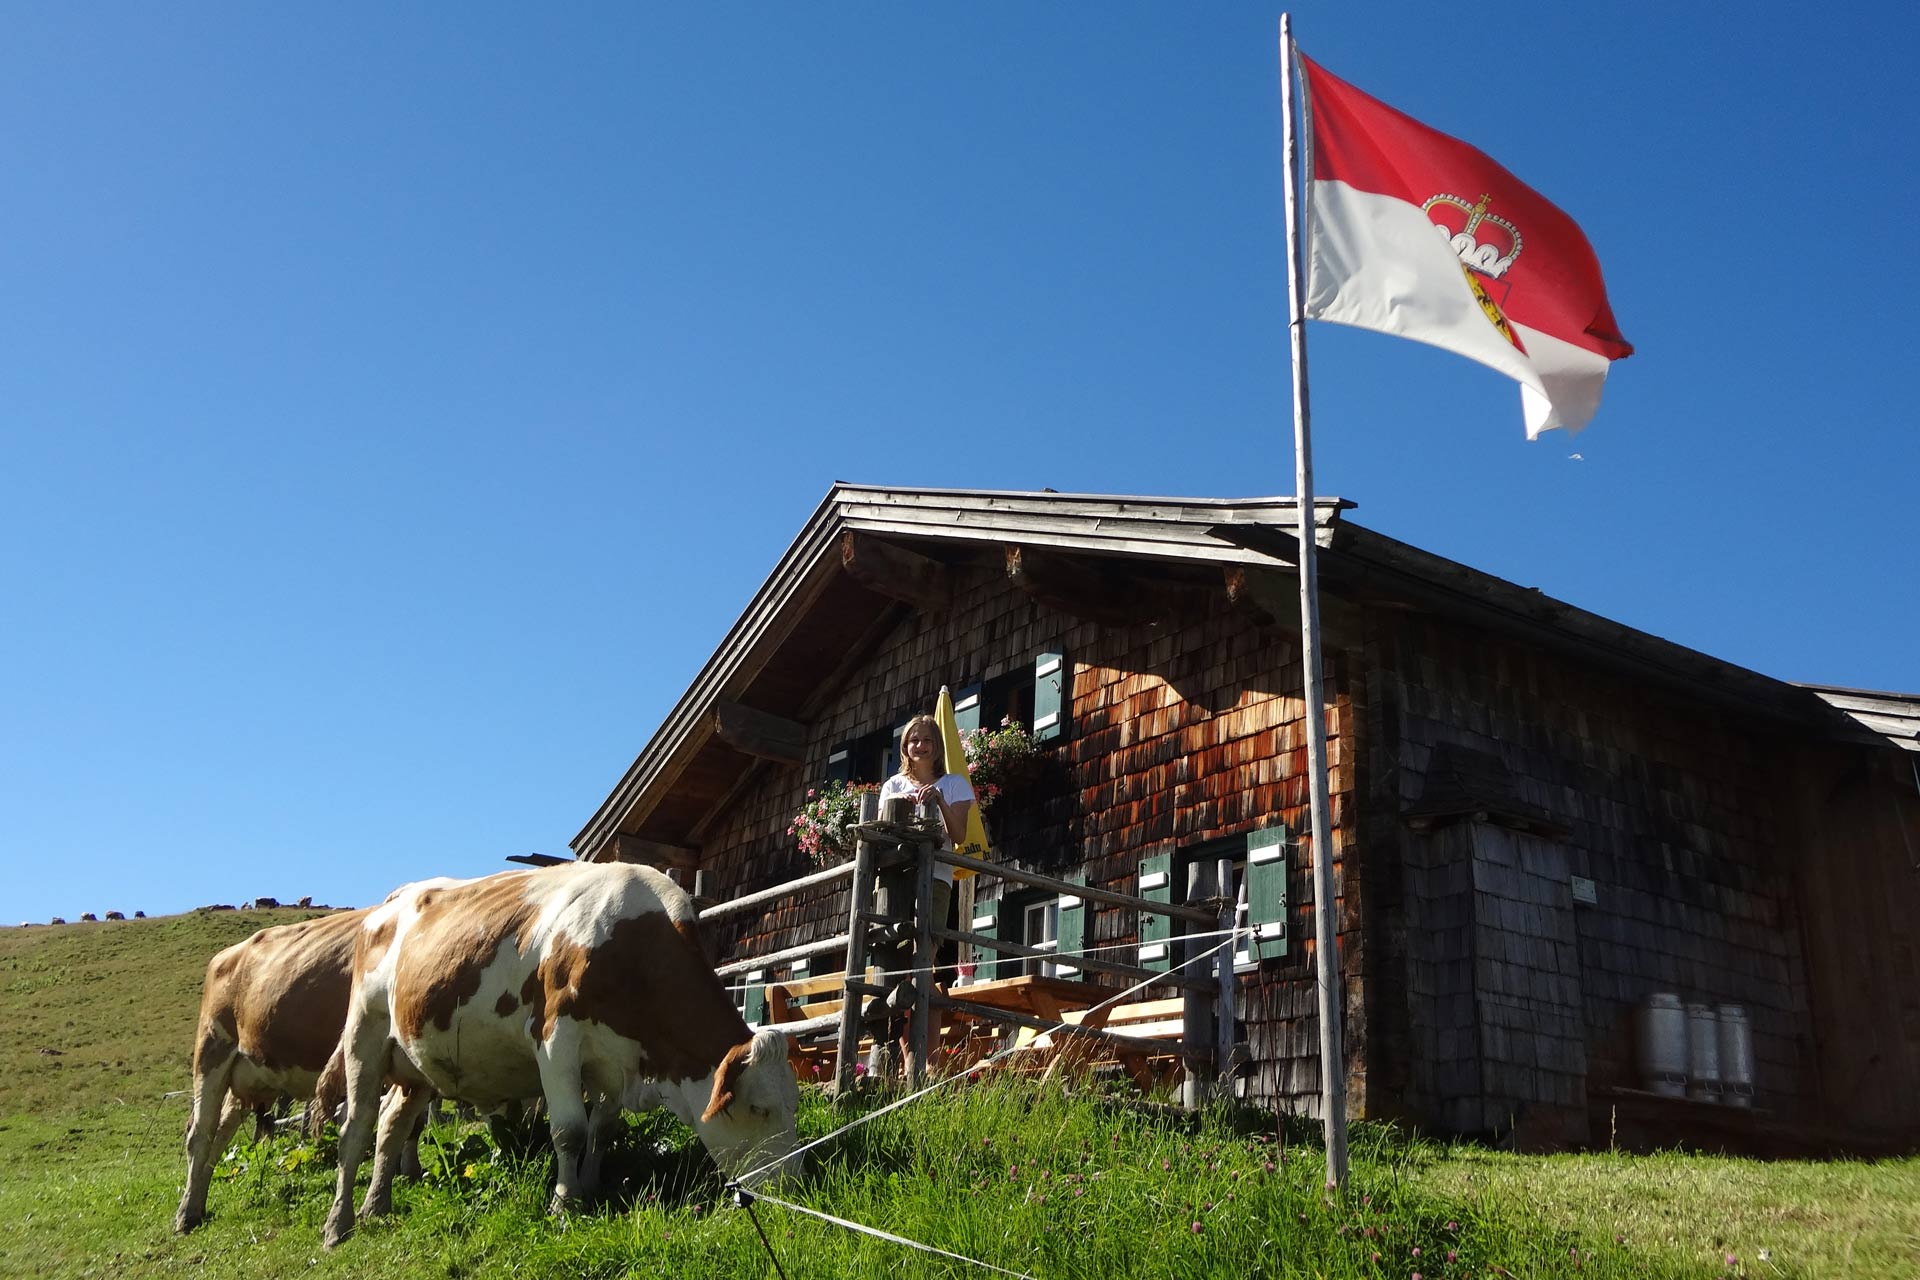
[1005,544,1206,627]
[1221,563,1361,646]
[610,833,701,868]
[711,699,807,766]
[840,532,951,612]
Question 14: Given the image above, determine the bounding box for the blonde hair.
[896,714,946,778]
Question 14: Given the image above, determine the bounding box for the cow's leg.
[398,1093,432,1180]
[534,1024,591,1212]
[174,1031,237,1233]
[576,1094,624,1201]
[359,1086,431,1219]
[323,1012,390,1248]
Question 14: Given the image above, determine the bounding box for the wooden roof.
[1798,685,1920,754]
[570,484,1918,862]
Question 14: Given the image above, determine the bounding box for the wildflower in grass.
[1411,1246,1422,1257]
[1725,1254,1738,1267]
[1263,1160,1276,1173]
[1446,1220,1459,1232]
[1190,1222,1203,1234]
[1446,1250,1457,1262]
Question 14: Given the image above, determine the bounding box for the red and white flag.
[1300,54,1632,437]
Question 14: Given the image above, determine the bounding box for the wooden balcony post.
[906,800,939,1088]
[832,791,882,1102]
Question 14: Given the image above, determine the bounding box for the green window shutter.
[1245,826,1289,962]
[953,684,982,735]
[825,743,854,785]
[1055,873,1087,977]
[969,897,1004,982]
[1032,649,1068,743]
[744,969,767,1027]
[1138,852,1174,973]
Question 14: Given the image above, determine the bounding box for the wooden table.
[939,974,1187,1087]
[942,973,1119,1026]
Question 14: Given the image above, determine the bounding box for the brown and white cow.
[176,887,461,1234]
[322,861,800,1247]
[175,907,371,1233]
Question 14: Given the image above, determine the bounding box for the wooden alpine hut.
[571,484,1920,1152]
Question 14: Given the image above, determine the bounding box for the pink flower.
[1190,1222,1202,1234]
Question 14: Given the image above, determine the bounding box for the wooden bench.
[1034,997,1188,1089]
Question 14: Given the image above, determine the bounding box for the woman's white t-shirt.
[877,771,975,885]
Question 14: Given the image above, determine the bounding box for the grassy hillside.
[1,912,1914,1279]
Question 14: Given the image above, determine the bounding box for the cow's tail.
[310,1041,347,1140]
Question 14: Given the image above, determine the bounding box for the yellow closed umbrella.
[934,684,992,875]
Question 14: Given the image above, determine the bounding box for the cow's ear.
[702,1041,752,1122]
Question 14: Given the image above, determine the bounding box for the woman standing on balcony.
[879,714,977,933]
[875,713,975,1064]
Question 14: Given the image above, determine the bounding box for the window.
[1021,898,1059,978]
[825,724,904,787]
[952,647,1069,744]
[967,874,1084,981]
[1136,828,1288,974]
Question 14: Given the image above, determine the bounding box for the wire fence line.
[733,928,1246,1187]
[724,928,1248,1277]
[738,1188,1038,1280]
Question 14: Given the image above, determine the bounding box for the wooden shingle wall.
[689,556,1360,1114]
[1369,609,1812,1138]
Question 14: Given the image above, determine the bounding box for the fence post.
[832,791,882,1102]
[1215,851,1239,1097]
[1181,858,1222,1110]
[906,799,938,1088]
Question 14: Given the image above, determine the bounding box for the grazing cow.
[175,908,371,1233]
[175,888,456,1234]
[322,862,800,1247]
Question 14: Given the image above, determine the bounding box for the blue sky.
[4,4,1916,924]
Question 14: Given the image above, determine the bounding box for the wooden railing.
[697,791,1240,1107]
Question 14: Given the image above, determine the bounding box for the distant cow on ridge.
[322,861,800,1247]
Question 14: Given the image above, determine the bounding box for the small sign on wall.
[1570,875,1598,906]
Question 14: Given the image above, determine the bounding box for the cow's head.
[693,1028,802,1182]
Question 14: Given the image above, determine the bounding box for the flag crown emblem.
[1421,192,1522,279]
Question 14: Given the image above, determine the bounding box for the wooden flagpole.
[1279,11,1348,1188]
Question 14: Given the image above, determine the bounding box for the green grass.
[2,913,1915,1279]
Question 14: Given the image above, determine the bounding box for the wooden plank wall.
[1786,746,1920,1138]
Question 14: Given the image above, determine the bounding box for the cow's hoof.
[322,1211,352,1249]
[173,1210,201,1235]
